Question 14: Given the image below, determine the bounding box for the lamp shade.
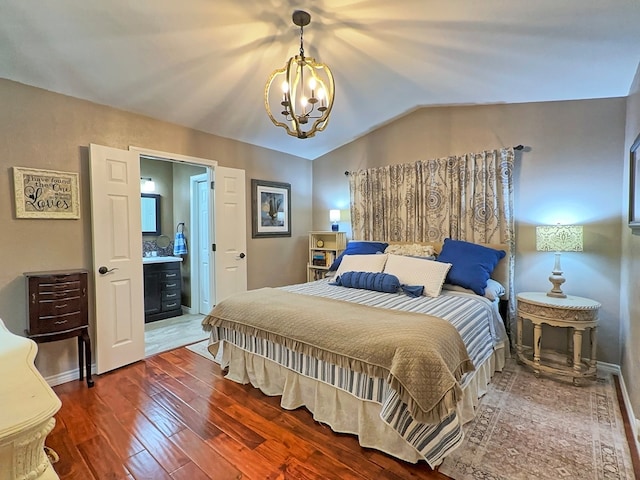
[536,225,583,252]
[329,210,341,223]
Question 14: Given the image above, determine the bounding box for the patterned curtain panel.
[349,148,516,320]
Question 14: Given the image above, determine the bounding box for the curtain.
[349,148,515,323]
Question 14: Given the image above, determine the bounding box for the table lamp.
[330,209,340,231]
[536,225,583,298]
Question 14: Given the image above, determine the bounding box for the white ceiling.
[1,1,639,160]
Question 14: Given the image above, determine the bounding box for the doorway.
[139,157,209,356]
[90,143,247,373]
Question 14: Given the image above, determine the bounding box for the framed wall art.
[13,167,80,219]
[251,179,291,238]
[629,132,640,233]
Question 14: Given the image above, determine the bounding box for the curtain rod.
[344,145,525,176]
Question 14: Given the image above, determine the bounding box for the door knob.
[98,266,118,275]
[238,252,246,259]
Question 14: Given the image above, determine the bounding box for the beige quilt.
[202,287,474,424]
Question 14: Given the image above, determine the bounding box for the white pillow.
[383,254,451,297]
[335,254,388,278]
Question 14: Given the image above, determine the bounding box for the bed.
[202,239,511,468]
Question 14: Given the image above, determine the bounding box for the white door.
[89,144,145,374]
[213,166,247,302]
[196,177,211,314]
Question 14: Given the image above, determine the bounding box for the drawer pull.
[165,273,177,278]
[166,293,177,298]
[166,283,177,288]
[166,303,177,308]
[55,303,68,309]
[54,320,68,325]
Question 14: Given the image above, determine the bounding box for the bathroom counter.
[143,256,183,264]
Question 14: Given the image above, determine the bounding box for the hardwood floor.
[48,346,449,480]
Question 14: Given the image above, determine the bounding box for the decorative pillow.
[333,271,424,297]
[334,271,400,293]
[329,241,389,271]
[335,253,388,278]
[384,243,436,259]
[382,253,451,297]
[442,278,506,301]
[436,238,506,295]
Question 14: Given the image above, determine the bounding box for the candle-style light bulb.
[318,88,326,107]
[281,81,289,104]
[309,77,316,98]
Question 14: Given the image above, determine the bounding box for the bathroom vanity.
[143,256,183,323]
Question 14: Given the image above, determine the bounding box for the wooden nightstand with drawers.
[24,269,94,387]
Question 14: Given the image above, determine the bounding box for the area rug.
[185,339,220,364]
[439,359,637,480]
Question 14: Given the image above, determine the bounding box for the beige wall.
[623,63,640,426]
[0,79,311,379]
[313,98,626,366]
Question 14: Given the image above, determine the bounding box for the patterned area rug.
[439,359,637,480]
[185,338,221,364]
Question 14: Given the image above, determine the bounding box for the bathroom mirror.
[141,193,161,235]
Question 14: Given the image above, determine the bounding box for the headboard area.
[387,241,511,300]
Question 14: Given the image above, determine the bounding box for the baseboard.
[44,364,96,388]
[598,361,640,450]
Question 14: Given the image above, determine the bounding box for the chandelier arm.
[285,56,303,138]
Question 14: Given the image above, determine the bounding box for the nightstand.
[516,291,600,385]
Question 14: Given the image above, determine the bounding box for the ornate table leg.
[589,326,597,376]
[572,328,583,386]
[533,323,542,377]
[566,327,574,366]
[516,315,523,363]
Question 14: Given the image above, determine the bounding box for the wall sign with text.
[13,167,80,219]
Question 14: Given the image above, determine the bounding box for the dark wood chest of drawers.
[143,262,182,323]
[24,269,93,387]
[26,270,88,336]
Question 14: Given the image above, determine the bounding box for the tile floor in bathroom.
[144,312,207,357]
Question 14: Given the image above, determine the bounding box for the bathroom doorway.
[140,157,209,356]
[89,144,247,371]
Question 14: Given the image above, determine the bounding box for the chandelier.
[264,10,335,139]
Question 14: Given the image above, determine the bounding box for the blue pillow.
[328,241,389,271]
[332,271,424,297]
[436,238,506,295]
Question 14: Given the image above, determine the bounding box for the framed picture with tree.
[251,179,291,238]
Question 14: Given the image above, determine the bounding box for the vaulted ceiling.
[2,1,639,160]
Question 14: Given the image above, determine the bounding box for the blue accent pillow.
[332,271,424,297]
[328,241,389,271]
[436,238,506,295]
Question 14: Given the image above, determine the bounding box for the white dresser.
[0,319,61,480]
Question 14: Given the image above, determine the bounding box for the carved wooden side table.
[516,291,600,385]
